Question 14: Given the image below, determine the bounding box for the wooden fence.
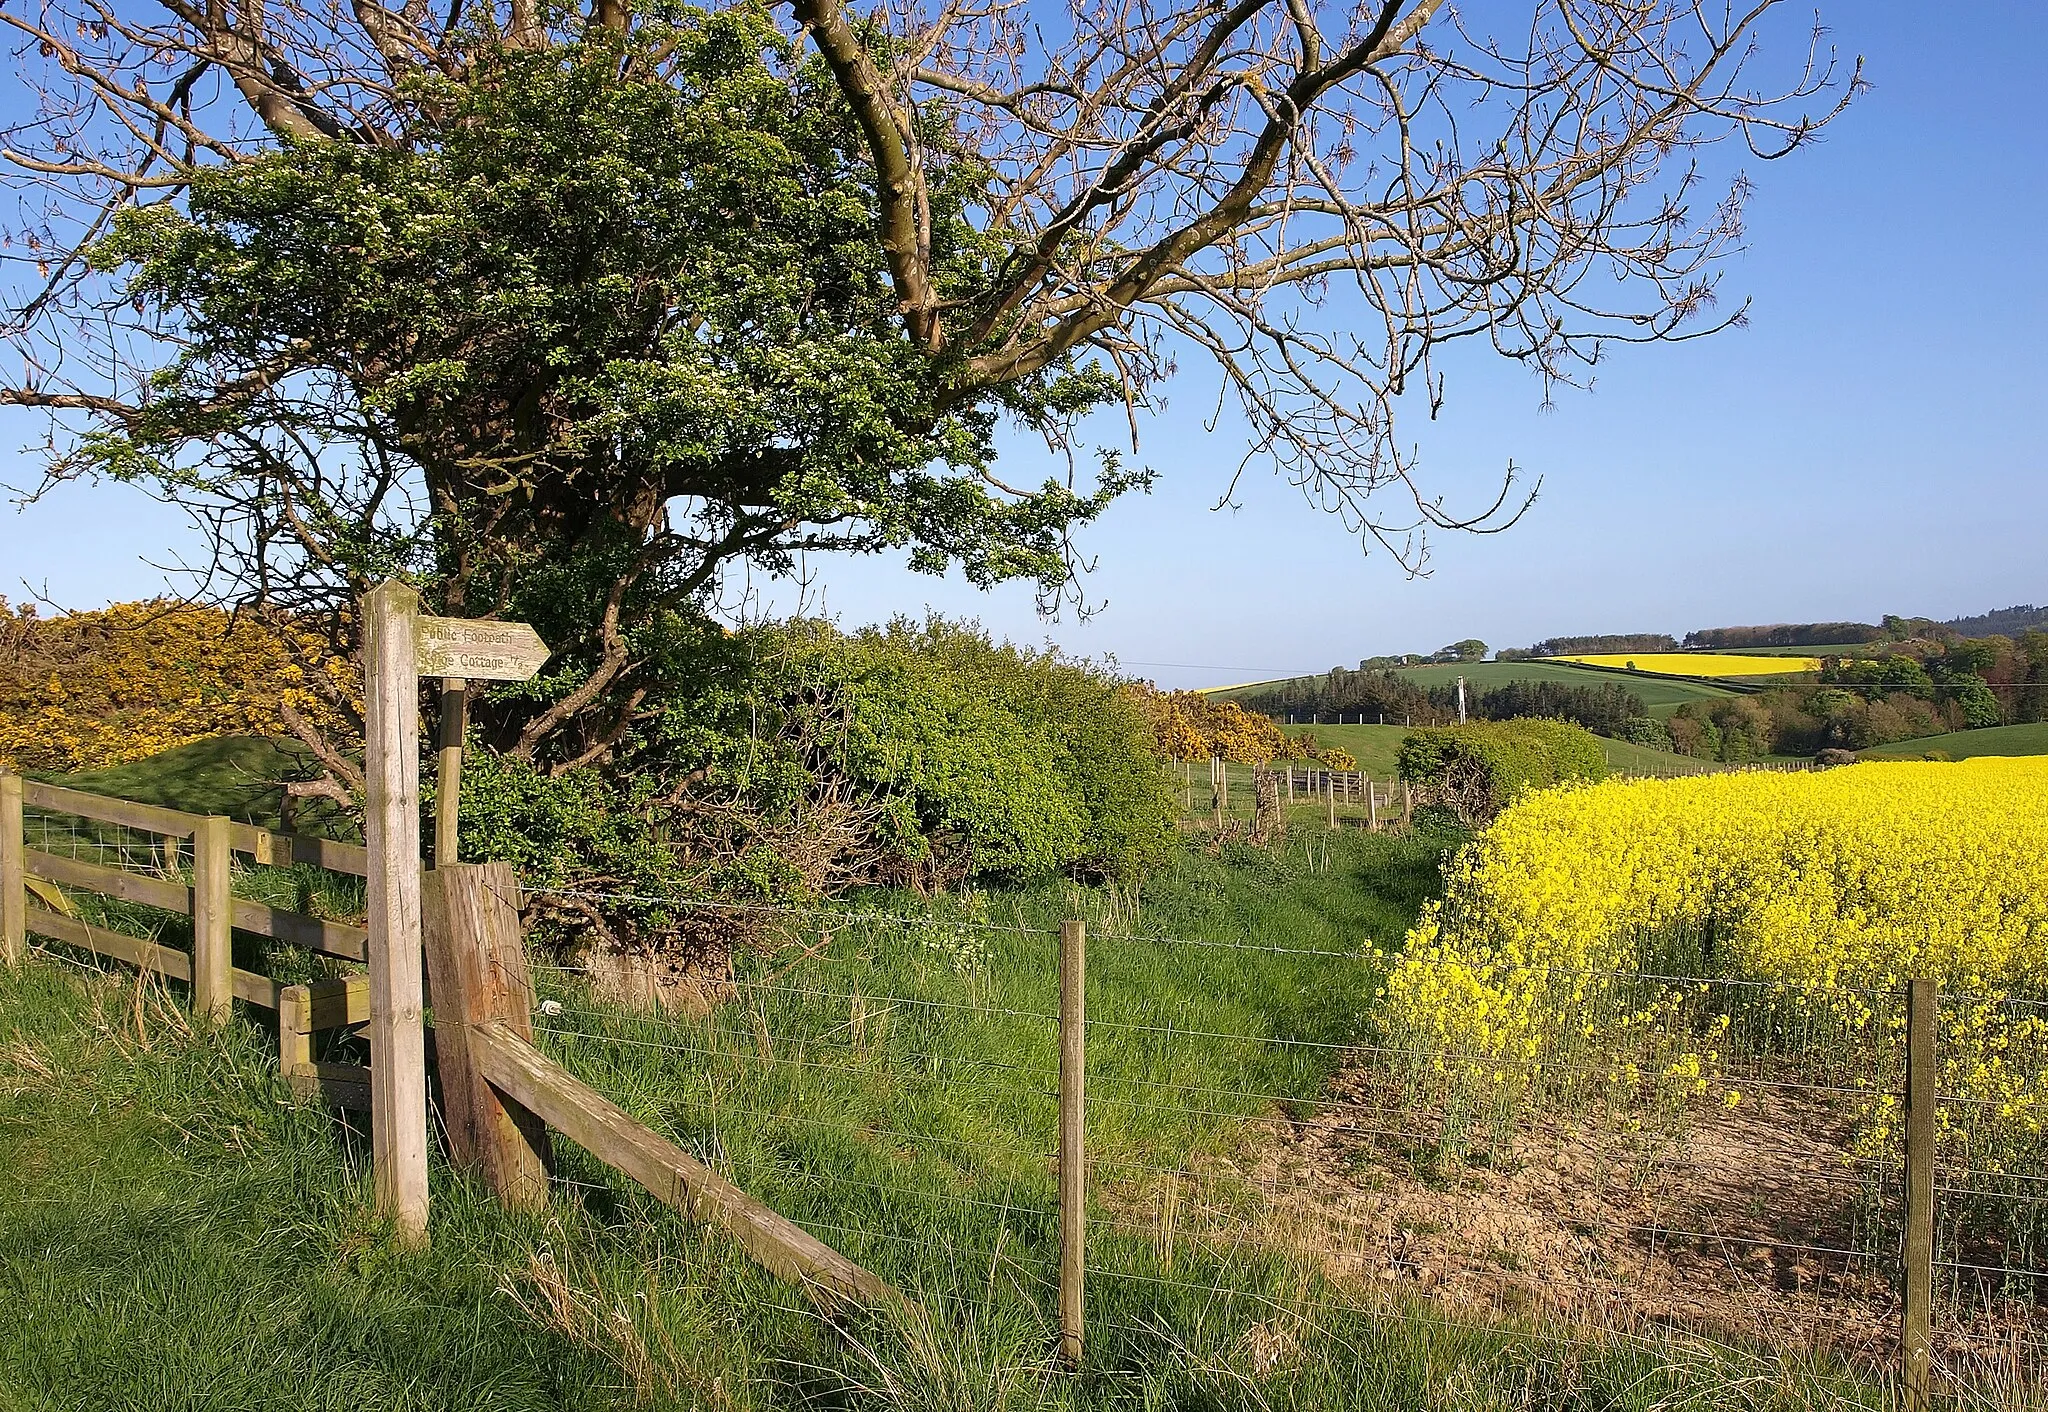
[0,770,902,1312]
[0,774,373,1106]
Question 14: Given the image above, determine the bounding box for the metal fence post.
[1059,918,1087,1368]
[1902,976,1937,1412]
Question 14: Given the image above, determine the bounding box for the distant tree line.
[1682,622,1883,649]
[1652,631,2048,760]
[1504,633,1676,659]
[1937,604,2048,638]
[1239,673,1650,740]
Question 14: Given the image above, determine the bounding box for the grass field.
[4,735,1956,1407]
[49,735,344,834]
[1721,643,1875,656]
[2,830,1911,1411]
[1225,721,1724,780]
[1859,721,2048,761]
[1229,660,1740,718]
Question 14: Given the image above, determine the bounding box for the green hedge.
[1396,718,1607,825]
[458,615,1175,957]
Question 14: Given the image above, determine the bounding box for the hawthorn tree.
[2,0,1859,785]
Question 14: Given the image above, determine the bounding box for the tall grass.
[0,830,1931,1410]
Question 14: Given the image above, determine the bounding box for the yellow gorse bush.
[0,599,354,772]
[1381,759,2048,1162]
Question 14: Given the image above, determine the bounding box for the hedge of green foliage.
[458,615,1174,957]
[1395,718,1607,825]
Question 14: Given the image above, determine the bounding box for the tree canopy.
[3,0,1859,782]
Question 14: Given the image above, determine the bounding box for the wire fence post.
[1902,976,1937,1412]
[191,815,232,1024]
[0,772,23,968]
[1059,917,1087,1369]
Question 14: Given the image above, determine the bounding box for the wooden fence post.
[1,773,23,967]
[1326,774,1336,831]
[423,862,552,1209]
[190,815,233,1023]
[1902,977,1937,1412]
[1367,780,1378,831]
[364,579,430,1247]
[1059,918,1087,1368]
[434,678,468,867]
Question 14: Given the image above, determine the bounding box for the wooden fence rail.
[4,770,372,1105]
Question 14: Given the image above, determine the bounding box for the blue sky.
[4,3,2043,688]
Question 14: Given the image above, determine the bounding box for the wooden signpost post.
[360,581,549,1247]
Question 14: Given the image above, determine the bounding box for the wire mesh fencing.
[508,893,2048,1400]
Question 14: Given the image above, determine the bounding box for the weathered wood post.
[1902,977,1938,1412]
[1367,780,1378,832]
[190,815,233,1023]
[363,579,431,1247]
[1326,773,1336,831]
[1059,918,1087,1367]
[423,862,552,1209]
[435,678,468,866]
[1,772,23,967]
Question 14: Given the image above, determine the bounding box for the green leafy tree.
[3,0,1857,791]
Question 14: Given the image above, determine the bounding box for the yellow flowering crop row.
[1554,652,1822,677]
[1380,758,2048,1161]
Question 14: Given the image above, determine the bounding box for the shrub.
[1615,716,1671,749]
[1138,689,1293,763]
[1395,718,1606,826]
[460,615,1177,967]
[0,598,351,772]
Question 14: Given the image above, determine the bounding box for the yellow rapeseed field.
[1381,758,2048,1160]
[1553,652,1822,677]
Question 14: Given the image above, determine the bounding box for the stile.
[364,579,431,1247]
[191,816,233,1023]
[1059,919,1087,1367]
[1,773,24,966]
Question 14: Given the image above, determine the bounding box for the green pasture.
[1225,659,1740,717]
[1720,644,1875,657]
[1859,721,2048,761]
[50,735,345,835]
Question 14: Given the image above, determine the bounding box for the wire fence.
[498,888,2048,1394]
[16,814,2045,1397]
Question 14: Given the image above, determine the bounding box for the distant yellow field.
[1555,652,1822,678]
